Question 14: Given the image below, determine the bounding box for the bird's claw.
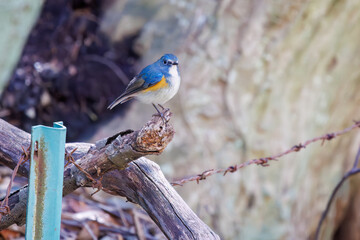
[152,103,170,125]
[153,111,169,125]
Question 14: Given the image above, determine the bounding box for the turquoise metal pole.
[25,122,66,240]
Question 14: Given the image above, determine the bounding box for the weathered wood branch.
[100,159,220,239]
[0,115,220,239]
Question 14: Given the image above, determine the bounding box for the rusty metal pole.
[25,122,66,240]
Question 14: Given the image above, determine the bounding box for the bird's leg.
[158,104,170,113]
[158,104,170,121]
[152,103,166,124]
[158,104,165,110]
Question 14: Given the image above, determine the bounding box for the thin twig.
[315,145,360,240]
[132,209,146,240]
[84,55,129,85]
[171,121,360,186]
[65,148,103,195]
[82,221,98,240]
[0,145,31,218]
[352,144,360,168]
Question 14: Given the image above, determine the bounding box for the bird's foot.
[152,104,170,125]
[157,104,167,111]
[153,110,170,125]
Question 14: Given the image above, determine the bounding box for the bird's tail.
[107,95,133,110]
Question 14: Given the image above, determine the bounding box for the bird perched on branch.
[108,54,181,123]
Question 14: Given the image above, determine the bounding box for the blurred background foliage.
[1,0,360,239]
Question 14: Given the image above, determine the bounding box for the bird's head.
[158,54,179,67]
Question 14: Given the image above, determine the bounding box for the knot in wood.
[136,111,174,153]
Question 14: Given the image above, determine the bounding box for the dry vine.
[0,146,31,219]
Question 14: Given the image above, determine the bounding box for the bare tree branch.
[0,114,220,239]
[315,145,360,240]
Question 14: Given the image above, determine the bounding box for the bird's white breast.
[136,65,181,105]
[167,65,181,98]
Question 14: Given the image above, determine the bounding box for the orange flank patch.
[142,76,168,92]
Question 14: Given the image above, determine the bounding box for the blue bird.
[108,54,181,122]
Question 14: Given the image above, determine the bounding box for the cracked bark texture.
[99,1,360,239]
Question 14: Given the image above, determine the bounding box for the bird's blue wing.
[122,64,163,95]
[107,65,164,109]
[137,64,164,87]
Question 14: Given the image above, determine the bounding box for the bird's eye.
[163,60,167,65]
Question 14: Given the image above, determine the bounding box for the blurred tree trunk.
[100,0,360,239]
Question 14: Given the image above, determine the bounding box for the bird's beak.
[173,62,178,65]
